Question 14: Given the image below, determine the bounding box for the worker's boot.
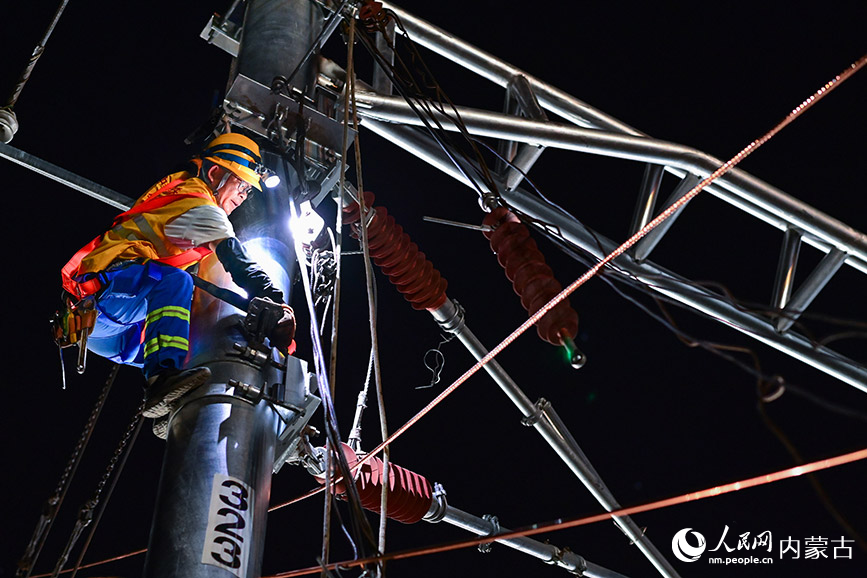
[143,367,211,419]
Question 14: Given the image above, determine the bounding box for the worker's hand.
[268,304,296,353]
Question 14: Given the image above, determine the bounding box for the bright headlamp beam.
[264,173,281,188]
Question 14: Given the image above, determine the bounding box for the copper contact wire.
[270,54,867,515]
[268,447,867,577]
[30,549,147,577]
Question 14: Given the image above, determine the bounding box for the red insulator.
[483,207,579,346]
[317,444,434,524]
[344,191,448,310]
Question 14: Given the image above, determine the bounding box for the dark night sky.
[1,2,866,578]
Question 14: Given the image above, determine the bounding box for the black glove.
[269,304,296,352]
[215,237,285,304]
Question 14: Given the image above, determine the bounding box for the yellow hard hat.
[201,133,264,191]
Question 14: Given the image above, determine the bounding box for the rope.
[318,7,357,570]
[349,16,392,568]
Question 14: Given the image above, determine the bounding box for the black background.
[1,2,866,577]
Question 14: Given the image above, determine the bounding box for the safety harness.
[61,179,214,300]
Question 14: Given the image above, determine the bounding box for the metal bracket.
[224,73,352,156]
[521,397,551,427]
[633,173,702,262]
[199,13,241,57]
[771,227,803,311]
[434,299,467,335]
[423,482,449,523]
[498,75,548,192]
[273,358,322,473]
[775,247,847,333]
[477,514,501,553]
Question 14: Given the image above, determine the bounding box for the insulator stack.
[483,207,579,346]
[343,191,448,310]
[317,444,434,524]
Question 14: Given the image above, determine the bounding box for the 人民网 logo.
[672,528,707,562]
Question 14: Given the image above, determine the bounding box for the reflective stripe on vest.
[61,180,215,299]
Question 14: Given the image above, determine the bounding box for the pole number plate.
[202,473,254,576]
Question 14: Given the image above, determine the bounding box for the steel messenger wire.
[42,53,867,578]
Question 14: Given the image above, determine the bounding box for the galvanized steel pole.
[143,2,321,577]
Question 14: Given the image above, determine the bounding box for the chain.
[17,363,119,578]
[60,395,146,578]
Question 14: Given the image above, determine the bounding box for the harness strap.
[61,180,215,299]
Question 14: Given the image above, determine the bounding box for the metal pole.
[380,2,642,135]
[771,228,802,311]
[352,92,867,274]
[144,2,321,577]
[0,142,134,210]
[499,187,867,394]
[433,505,631,578]
[430,301,682,578]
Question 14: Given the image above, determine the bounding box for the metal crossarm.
[357,117,867,394]
[317,4,867,395]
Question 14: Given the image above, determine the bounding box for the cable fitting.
[477,514,501,553]
[521,398,551,427]
[423,482,449,523]
[433,299,466,335]
[0,108,19,144]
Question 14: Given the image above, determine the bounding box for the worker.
[60,132,295,419]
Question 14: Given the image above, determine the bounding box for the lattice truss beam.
[2,3,864,577]
[337,3,867,394]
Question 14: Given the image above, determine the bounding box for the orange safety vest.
[62,173,218,299]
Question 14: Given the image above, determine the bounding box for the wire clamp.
[435,299,466,335]
[628,526,648,546]
[521,398,551,427]
[543,546,565,566]
[478,514,501,553]
[423,482,448,523]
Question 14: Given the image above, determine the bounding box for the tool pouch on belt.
[51,296,97,348]
[51,296,98,382]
